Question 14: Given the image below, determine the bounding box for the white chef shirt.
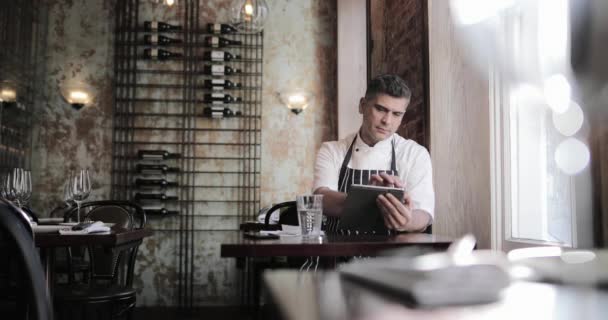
[313,132,435,218]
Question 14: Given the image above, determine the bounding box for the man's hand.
[371,172,431,232]
[370,172,403,188]
[377,192,414,231]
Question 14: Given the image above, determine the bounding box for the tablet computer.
[338,184,405,234]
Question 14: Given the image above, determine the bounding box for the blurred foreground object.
[449,0,608,176]
[340,234,512,307]
[509,247,608,286]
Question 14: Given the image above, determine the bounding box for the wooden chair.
[45,203,89,285]
[53,200,146,320]
[0,198,53,320]
[239,201,297,232]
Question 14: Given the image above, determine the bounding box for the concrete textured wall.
[31,0,115,211]
[31,0,336,307]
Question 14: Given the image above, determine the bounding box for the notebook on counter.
[339,241,512,308]
[340,260,510,307]
[338,184,405,234]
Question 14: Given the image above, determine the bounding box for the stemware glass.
[0,172,8,199]
[71,169,91,223]
[8,168,22,207]
[16,169,32,208]
[1,171,15,202]
[63,171,75,207]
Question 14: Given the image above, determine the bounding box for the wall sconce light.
[0,80,18,107]
[231,0,269,33]
[60,82,94,110]
[278,90,314,115]
[150,0,177,6]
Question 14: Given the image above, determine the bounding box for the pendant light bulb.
[231,0,269,33]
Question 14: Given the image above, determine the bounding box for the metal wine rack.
[110,0,262,309]
[0,0,47,174]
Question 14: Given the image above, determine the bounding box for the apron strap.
[339,135,398,187]
[391,138,397,173]
[338,135,358,189]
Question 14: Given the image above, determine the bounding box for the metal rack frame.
[0,0,46,173]
[111,0,262,309]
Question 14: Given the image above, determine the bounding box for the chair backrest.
[63,200,146,286]
[64,200,146,229]
[262,201,432,233]
[1,199,34,237]
[49,203,71,219]
[264,201,297,226]
[0,199,53,320]
[88,205,133,230]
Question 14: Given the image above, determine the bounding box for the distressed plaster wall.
[31,0,115,213]
[31,0,336,307]
[261,0,337,205]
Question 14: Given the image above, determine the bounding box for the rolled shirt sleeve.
[312,134,435,221]
[312,142,340,193]
[402,147,435,219]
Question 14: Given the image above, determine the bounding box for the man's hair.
[364,74,411,100]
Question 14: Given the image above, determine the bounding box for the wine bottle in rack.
[202,65,241,76]
[205,36,242,48]
[138,150,181,160]
[144,20,182,32]
[203,106,242,118]
[144,34,183,46]
[143,48,183,60]
[203,50,240,62]
[207,23,238,34]
[203,79,242,90]
[135,178,178,188]
[134,193,178,201]
[144,207,180,216]
[136,164,180,174]
[202,93,242,104]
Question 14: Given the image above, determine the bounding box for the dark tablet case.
[338,185,404,234]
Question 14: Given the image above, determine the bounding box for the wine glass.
[17,169,32,208]
[0,171,11,200]
[71,169,91,223]
[63,171,75,207]
[6,169,21,206]
[21,170,32,206]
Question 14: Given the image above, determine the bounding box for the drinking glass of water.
[296,194,323,238]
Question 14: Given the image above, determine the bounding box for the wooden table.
[34,228,153,295]
[221,233,454,258]
[264,271,608,320]
[35,228,153,248]
[34,229,152,248]
[221,232,455,316]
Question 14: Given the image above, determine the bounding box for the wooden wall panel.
[590,105,608,246]
[337,0,366,139]
[369,0,429,148]
[428,0,491,248]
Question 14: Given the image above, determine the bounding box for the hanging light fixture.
[230,0,269,33]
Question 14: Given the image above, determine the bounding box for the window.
[491,0,579,250]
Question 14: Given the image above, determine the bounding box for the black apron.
[324,135,398,234]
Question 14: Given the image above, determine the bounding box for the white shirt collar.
[355,132,393,152]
